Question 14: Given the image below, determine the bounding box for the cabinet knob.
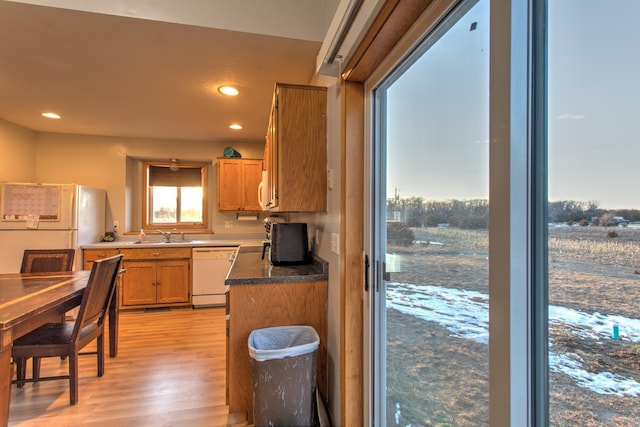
[152,252,160,257]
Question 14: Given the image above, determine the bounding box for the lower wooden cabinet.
[121,259,190,306]
[83,248,119,270]
[83,247,191,309]
[226,280,327,424]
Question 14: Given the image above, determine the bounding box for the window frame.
[142,160,209,232]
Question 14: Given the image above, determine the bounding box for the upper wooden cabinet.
[264,83,327,212]
[218,158,263,211]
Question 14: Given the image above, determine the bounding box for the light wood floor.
[9,307,247,427]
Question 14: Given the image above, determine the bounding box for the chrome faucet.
[156,229,176,243]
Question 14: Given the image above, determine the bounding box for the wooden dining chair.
[12,254,124,405]
[21,249,77,324]
[20,249,76,274]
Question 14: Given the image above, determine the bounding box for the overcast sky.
[385,0,640,210]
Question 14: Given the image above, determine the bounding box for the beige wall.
[0,118,37,182]
[3,129,265,237]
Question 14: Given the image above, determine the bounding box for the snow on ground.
[387,282,640,397]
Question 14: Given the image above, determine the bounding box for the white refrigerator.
[0,183,106,273]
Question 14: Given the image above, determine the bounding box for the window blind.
[149,166,202,187]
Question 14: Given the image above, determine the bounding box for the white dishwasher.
[192,247,237,307]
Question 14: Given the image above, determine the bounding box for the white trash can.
[248,325,319,427]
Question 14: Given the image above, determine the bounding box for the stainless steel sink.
[103,239,240,246]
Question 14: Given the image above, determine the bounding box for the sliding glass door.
[365,0,640,424]
[370,0,489,424]
[546,1,640,424]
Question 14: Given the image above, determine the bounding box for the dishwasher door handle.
[193,247,237,253]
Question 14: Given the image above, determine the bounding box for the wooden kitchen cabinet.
[217,158,263,211]
[83,248,119,270]
[226,280,328,423]
[263,83,327,212]
[117,247,191,309]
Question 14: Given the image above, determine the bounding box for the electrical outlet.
[331,232,340,255]
[225,221,234,229]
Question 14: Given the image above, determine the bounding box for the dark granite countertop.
[225,246,328,285]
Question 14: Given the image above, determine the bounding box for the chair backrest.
[20,249,76,273]
[72,254,123,339]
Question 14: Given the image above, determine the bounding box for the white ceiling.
[0,0,340,142]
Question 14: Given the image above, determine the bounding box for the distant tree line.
[387,197,640,231]
[548,200,640,225]
[387,197,489,229]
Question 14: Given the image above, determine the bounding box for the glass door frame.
[361,0,547,425]
[367,0,488,425]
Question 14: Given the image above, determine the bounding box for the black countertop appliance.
[266,222,310,265]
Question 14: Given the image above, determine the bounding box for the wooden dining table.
[0,270,120,426]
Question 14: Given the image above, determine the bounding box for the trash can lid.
[248,325,319,361]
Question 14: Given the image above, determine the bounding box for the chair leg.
[97,334,104,377]
[60,314,68,361]
[69,353,78,405]
[32,357,41,384]
[15,358,26,388]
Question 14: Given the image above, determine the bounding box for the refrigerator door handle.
[66,186,77,230]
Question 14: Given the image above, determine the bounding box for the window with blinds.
[143,161,209,230]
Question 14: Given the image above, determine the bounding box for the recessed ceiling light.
[218,86,239,96]
[42,112,61,119]
[229,124,243,130]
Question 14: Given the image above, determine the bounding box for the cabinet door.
[121,261,156,306]
[219,158,264,211]
[264,84,327,212]
[276,85,327,212]
[266,104,278,209]
[242,159,263,211]
[156,260,190,304]
[218,158,243,211]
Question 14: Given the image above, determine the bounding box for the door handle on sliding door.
[364,254,370,292]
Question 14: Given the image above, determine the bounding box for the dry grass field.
[386,225,640,426]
